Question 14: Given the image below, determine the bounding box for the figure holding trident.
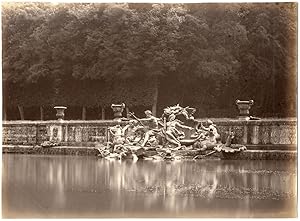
[128,110,162,148]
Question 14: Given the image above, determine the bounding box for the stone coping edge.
[2,145,297,161]
[2,118,297,126]
[2,120,128,126]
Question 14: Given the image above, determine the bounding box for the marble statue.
[97,104,246,160]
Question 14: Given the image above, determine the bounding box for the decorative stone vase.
[111,103,125,119]
[236,100,254,119]
[54,106,67,121]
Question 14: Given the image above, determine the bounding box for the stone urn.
[236,100,254,119]
[111,103,125,119]
[54,106,67,121]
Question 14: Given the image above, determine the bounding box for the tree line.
[2,3,297,120]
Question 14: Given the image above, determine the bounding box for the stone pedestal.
[236,100,254,119]
[111,103,125,119]
[54,106,67,121]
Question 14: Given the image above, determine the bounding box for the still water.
[2,154,297,218]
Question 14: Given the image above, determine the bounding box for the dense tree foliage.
[2,3,296,120]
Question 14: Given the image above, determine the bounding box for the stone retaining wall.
[2,145,296,161]
[2,118,297,149]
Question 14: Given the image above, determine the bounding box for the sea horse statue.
[95,104,246,161]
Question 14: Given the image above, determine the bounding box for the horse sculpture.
[96,104,246,160]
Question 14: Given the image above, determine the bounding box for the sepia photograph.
[1,0,297,218]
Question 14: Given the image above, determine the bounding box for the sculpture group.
[96,104,246,160]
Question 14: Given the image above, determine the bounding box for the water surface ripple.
[2,154,297,218]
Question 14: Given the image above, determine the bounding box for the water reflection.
[2,154,297,218]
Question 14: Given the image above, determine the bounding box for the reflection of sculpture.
[96,104,246,160]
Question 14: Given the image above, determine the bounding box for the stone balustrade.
[2,118,297,149]
[210,118,297,146]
